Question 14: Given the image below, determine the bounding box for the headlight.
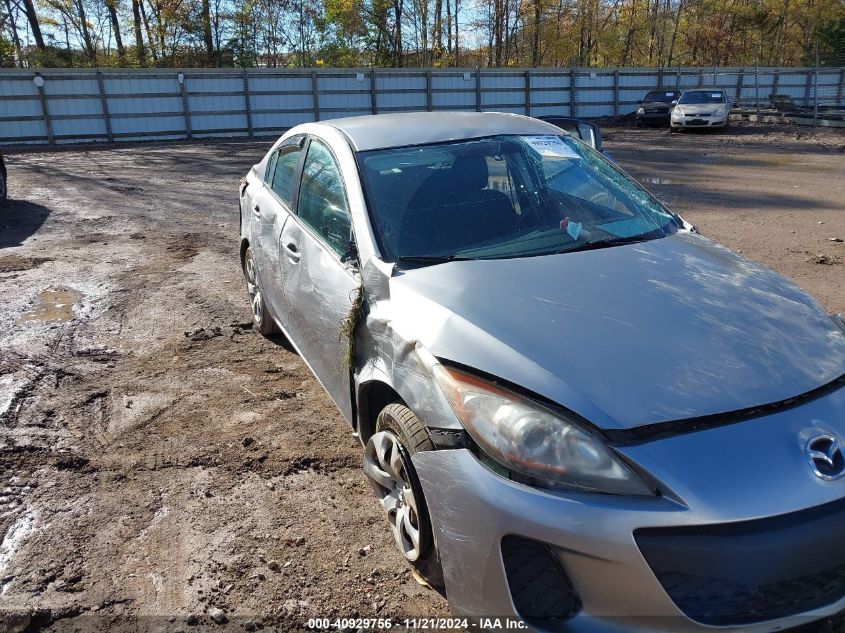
[672,106,684,117]
[432,365,655,496]
[637,107,645,115]
[714,106,727,116]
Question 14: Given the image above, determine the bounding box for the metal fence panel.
[319,91,370,111]
[480,73,525,90]
[252,111,312,131]
[2,76,39,96]
[378,91,425,110]
[248,75,312,92]
[481,91,525,107]
[431,91,476,109]
[104,76,176,93]
[1,66,842,145]
[2,119,47,142]
[107,96,181,114]
[531,90,570,105]
[376,74,425,91]
[531,73,571,88]
[52,116,106,138]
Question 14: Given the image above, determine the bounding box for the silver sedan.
[238,112,845,632]
[670,89,731,131]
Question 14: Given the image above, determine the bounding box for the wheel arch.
[239,237,250,270]
[356,379,405,446]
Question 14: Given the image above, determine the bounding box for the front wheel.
[363,403,444,588]
[243,246,277,336]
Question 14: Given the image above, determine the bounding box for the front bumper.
[671,113,728,128]
[637,111,671,124]
[413,386,845,632]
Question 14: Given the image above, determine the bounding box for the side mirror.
[576,122,602,152]
[671,100,678,107]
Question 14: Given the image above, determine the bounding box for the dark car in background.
[636,90,681,126]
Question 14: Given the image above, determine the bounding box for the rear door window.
[271,145,302,207]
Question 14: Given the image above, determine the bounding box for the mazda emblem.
[805,435,845,481]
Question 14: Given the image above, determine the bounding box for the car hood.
[677,103,724,115]
[387,232,845,430]
[642,102,672,111]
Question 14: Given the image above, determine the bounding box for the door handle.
[284,242,301,262]
[252,203,261,217]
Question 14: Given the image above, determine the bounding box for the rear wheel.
[243,246,277,336]
[363,403,444,587]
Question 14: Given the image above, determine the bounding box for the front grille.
[501,535,580,628]
[636,496,845,626]
[654,565,845,626]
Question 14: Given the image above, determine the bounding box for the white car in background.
[671,89,730,131]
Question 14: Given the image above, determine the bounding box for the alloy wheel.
[363,431,423,562]
[245,254,263,326]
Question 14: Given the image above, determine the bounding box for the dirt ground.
[0,122,843,633]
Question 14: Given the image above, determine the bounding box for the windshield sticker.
[560,217,582,240]
[666,92,674,96]
[522,136,580,159]
[711,93,721,98]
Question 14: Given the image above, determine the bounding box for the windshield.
[678,91,726,105]
[643,91,678,103]
[358,134,679,264]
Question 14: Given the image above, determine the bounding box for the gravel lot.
[0,123,844,632]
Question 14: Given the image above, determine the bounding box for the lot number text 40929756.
[307,617,528,630]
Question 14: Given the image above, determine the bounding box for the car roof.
[681,88,726,93]
[319,111,562,152]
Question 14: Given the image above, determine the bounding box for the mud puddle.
[18,287,84,323]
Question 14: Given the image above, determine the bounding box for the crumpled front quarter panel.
[388,233,845,429]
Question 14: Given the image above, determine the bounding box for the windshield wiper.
[397,254,474,264]
[566,234,653,253]
[398,234,658,263]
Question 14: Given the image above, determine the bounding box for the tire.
[242,246,278,336]
[0,170,6,204]
[363,403,445,588]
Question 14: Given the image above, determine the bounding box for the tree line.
[1,0,843,68]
